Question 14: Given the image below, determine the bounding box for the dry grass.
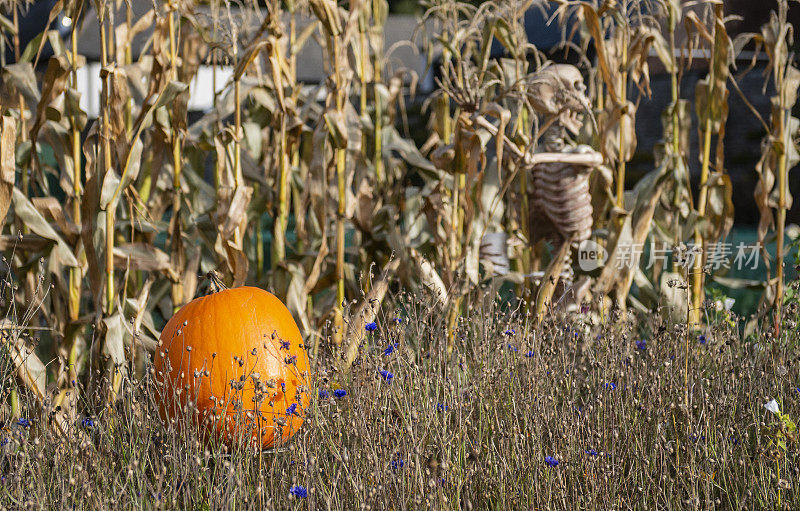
[2,285,800,509]
[1,0,800,508]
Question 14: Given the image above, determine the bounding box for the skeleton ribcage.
[530,161,594,246]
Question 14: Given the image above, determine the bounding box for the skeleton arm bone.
[472,115,603,169]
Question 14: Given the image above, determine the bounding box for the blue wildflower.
[507,344,518,352]
[436,403,449,412]
[16,418,31,428]
[394,317,403,324]
[280,341,290,350]
[636,340,646,350]
[285,355,297,365]
[525,350,535,358]
[504,329,515,336]
[319,389,330,399]
[0,438,8,447]
[365,322,378,332]
[334,389,347,398]
[289,485,308,498]
[81,417,95,429]
[391,458,405,470]
[586,449,599,456]
[383,343,399,356]
[698,335,706,345]
[604,382,617,390]
[544,456,559,467]
[379,369,394,384]
[281,382,286,393]
[286,403,300,416]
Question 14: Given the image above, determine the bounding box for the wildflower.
[379,369,394,384]
[285,355,297,365]
[279,341,290,350]
[281,382,286,393]
[585,449,599,456]
[0,438,8,447]
[544,456,559,467]
[286,403,300,416]
[16,418,31,428]
[383,343,399,356]
[504,329,515,336]
[81,417,95,429]
[604,382,617,391]
[319,389,330,399]
[507,344,518,352]
[580,304,590,314]
[334,389,347,399]
[636,340,646,350]
[394,317,403,324]
[525,350,535,358]
[436,403,448,412]
[391,457,405,470]
[698,335,706,345]
[765,399,781,415]
[365,322,378,332]
[289,485,308,498]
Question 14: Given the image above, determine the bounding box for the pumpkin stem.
[206,271,227,294]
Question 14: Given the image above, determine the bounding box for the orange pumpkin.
[154,286,310,448]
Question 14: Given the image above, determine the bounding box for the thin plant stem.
[69,6,83,323]
[100,9,114,316]
[169,4,184,311]
[333,34,347,346]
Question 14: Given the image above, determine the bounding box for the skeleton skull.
[526,64,590,135]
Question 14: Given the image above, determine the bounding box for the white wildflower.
[765,399,781,415]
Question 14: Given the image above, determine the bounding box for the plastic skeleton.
[527,65,600,287]
[474,64,602,299]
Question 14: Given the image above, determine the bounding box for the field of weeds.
[3,291,800,509]
[1,0,800,508]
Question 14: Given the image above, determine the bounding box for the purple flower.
[391,456,405,470]
[636,340,646,350]
[16,418,31,428]
[379,370,394,384]
[289,485,308,498]
[544,456,559,467]
[286,403,300,416]
[507,344,518,352]
[436,403,448,412]
[394,317,403,324]
[525,350,535,358]
[279,341,290,350]
[586,449,599,456]
[81,417,95,429]
[365,322,378,332]
[285,355,297,365]
[334,389,347,398]
[604,382,616,390]
[698,335,706,345]
[383,343,399,356]
[504,329,515,336]
[319,389,330,399]
[0,438,8,447]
